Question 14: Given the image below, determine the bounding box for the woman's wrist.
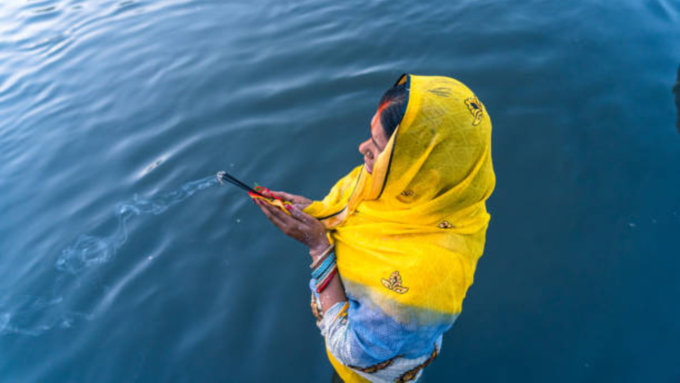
[309,242,337,294]
[309,236,331,258]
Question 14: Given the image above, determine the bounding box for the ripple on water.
[0,313,10,334]
[1,0,679,381]
[0,175,219,340]
[21,33,67,52]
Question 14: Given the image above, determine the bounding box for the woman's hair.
[378,83,407,137]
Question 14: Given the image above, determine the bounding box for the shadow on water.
[0,175,219,337]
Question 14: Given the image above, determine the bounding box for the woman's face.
[358,111,390,174]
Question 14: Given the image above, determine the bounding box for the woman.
[254,74,495,382]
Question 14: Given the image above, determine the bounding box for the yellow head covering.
[305,74,495,324]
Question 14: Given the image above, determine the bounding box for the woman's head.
[358,83,408,174]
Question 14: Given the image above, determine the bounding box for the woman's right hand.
[268,191,312,209]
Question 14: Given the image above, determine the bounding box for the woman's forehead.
[370,114,388,145]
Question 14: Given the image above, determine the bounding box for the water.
[1,0,679,381]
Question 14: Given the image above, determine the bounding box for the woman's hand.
[254,198,329,253]
[267,191,312,209]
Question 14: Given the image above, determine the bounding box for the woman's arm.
[309,243,347,314]
[253,199,347,313]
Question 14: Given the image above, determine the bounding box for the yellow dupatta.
[305,75,495,381]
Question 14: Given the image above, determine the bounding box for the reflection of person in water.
[674,65,680,132]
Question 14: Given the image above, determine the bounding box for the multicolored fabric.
[304,74,495,382]
[248,185,292,215]
[310,282,443,383]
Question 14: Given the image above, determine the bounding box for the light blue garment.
[310,279,451,382]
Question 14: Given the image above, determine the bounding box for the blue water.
[1,0,679,381]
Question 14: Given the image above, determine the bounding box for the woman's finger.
[289,205,317,224]
[265,201,299,225]
[269,190,296,200]
[259,200,301,229]
[256,200,288,228]
[270,191,312,205]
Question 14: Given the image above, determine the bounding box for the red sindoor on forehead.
[371,101,390,130]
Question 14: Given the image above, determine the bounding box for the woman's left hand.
[254,199,330,253]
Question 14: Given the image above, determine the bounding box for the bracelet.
[311,251,336,280]
[311,251,335,278]
[310,244,335,269]
[315,259,336,285]
[316,266,338,293]
[313,258,336,283]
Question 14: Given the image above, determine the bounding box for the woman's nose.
[358,140,369,155]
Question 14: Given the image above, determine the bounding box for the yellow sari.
[305,74,495,382]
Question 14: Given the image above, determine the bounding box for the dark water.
[1,0,679,381]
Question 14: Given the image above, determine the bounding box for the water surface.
[1,0,679,381]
